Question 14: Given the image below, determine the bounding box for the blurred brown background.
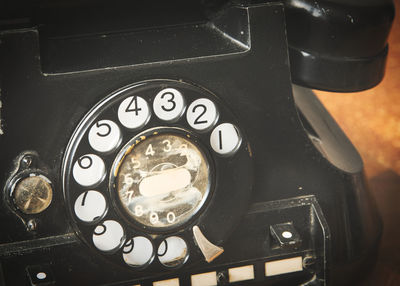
[315,1,400,284]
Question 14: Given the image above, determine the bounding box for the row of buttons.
[89,118,241,156]
[133,256,303,285]
[28,257,304,286]
[91,219,189,268]
[118,88,218,131]
[72,87,241,188]
[73,191,189,268]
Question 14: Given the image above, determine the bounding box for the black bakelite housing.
[0,1,391,285]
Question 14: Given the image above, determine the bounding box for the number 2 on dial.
[179,144,187,156]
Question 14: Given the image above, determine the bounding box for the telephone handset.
[0,0,394,285]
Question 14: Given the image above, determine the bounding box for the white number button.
[88,120,121,153]
[210,123,241,155]
[73,154,106,187]
[74,191,107,222]
[186,98,218,131]
[123,236,154,267]
[93,220,124,252]
[153,88,185,122]
[118,96,150,129]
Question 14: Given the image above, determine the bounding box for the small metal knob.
[13,175,53,214]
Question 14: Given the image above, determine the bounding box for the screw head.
[21,156,33,168]
[27,219,37,231]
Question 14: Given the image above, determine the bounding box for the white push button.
[153,88,185,122]
[88,120,121,153]
[158,236,188,267]
[74,191,107,222]
[265,256,303,276]
[36,272,47,280]
[153,278,179,286]
[92,220,124,252]
[123,236,154,267]
[228,265,254,283]
[191,271,217,286]
[210,123,241,156]
[186,98,218,131]
[118,96,150,129]
[73,154,105,187]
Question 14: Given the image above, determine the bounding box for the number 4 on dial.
[145,144,155,156]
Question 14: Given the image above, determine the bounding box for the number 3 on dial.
[153,88,185,122]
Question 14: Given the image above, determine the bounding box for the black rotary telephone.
[0,0,394,285]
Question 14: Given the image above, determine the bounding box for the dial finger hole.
[74,191,107,223]
[72,154,106,187]
[186,98,218,131]
[92,220,125,252]
[88,120,122,153]
[157,236,188,268]
[122,236,154,267]
[118,96,150,130]
[210,123,241,156]
[153,88,186,122]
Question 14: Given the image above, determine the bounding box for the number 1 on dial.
[210,123,241,156]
